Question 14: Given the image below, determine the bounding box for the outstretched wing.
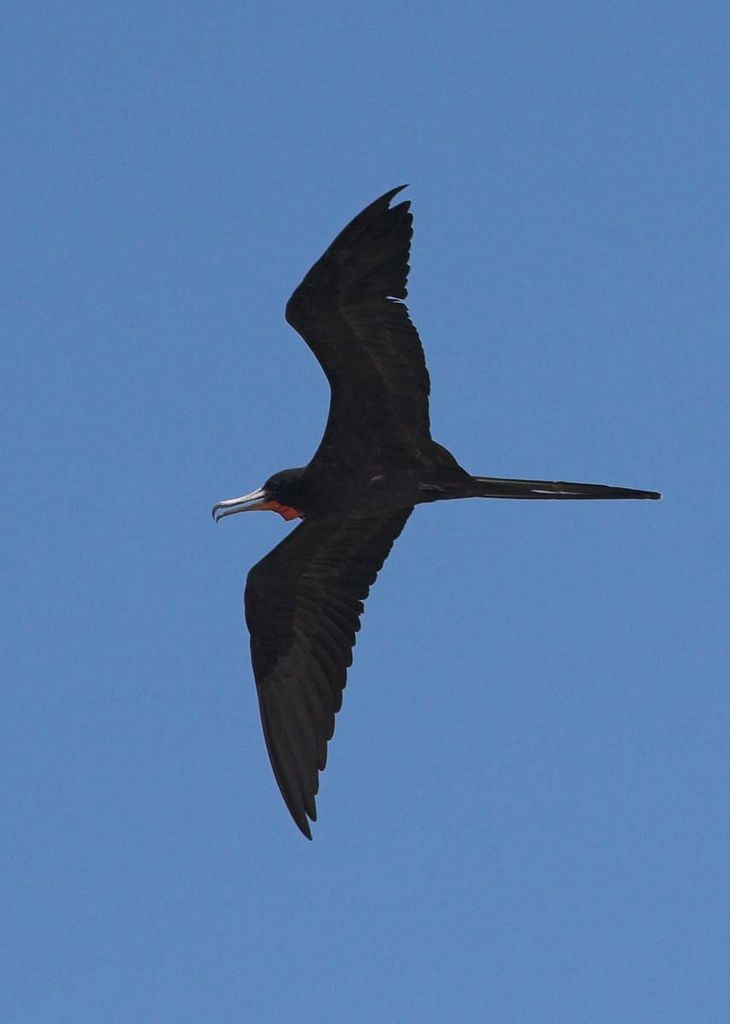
[285,187,432,468]
[245,508,413,838]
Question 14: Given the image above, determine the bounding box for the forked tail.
[469,476,661,501]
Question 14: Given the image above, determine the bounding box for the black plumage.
[213,187,660,837]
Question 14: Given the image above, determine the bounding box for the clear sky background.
[4,3,729,1021]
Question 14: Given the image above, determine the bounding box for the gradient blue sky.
[4,3,729,1021]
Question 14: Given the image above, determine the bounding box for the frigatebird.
[213,186,660,838]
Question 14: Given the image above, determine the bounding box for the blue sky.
[4,3,729,1021]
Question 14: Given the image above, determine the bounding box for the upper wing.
[245,508,413,838]
[285,187,432,468]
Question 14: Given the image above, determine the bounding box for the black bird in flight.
[213,186,660,838]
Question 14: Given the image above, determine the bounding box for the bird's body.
[213,187,660,838]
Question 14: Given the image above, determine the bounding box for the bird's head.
[212,467,307,523]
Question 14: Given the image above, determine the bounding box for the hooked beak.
[212,487,270,522]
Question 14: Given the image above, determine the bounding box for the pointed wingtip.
[293,812,313,840]
[385,184,408,202]
[369,185,408,209]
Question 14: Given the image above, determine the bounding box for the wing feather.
[245,509,412,837]
[285,187,432,468]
